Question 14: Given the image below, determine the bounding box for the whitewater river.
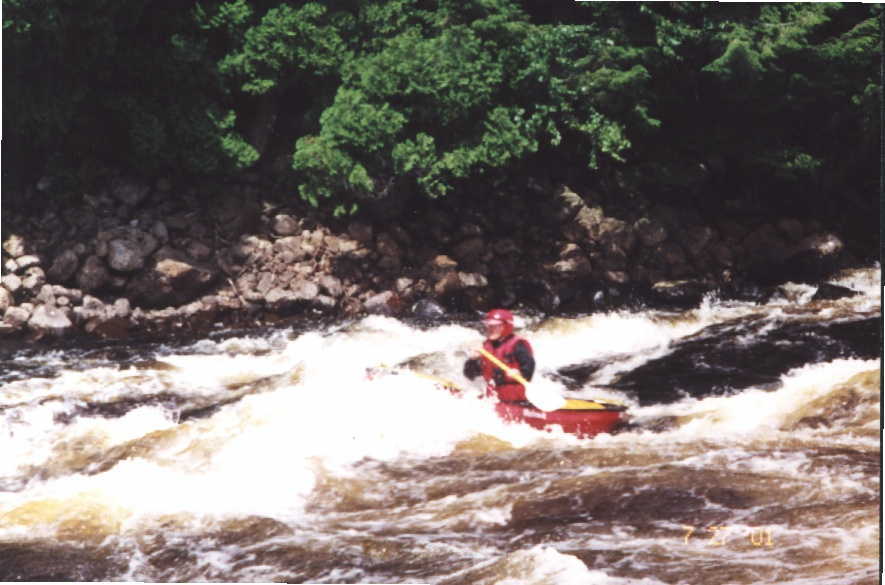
[0,267,880,584]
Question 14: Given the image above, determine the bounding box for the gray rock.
[47,250,80,283]
[2,235,27,258]
[77,256,110,292]
[112,298,131,318]
[51,286,83,303]
[652,279,712,308]
[4,306,31,327]
[82,294,106,312]
[4,258,18,274]
[21,267,46,292]
[548,256,592,277]
[28,304,73,335]
[0,287,13,312]
[777,218,805,242]
[256,273,276,295]
[152,221,169,242]
[289,280,319,301]
[451,237,484,264]
[364,291,401,316]
[186,240,212,261]
[634,217,668,247]
[573,206,604,239]
[35,284,56,305]
[318,274,343,298]
[376,232,402,262]
[126,247,218,308]
[2,274,22,294]
[273,214,300,236]
[16,255,41,271]
[457,272,488,288]
[554,185,585,222]
[107,230,158,272]
[347,221,374,244]
[493,238,520,256]
[109,176,151,206]
[312,295,337,311]
[411,298,446,320]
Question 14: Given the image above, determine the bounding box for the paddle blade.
[525,378,567,412]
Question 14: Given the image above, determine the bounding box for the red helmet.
[484,308,514,337]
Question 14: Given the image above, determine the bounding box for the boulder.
[493,238,520,256]
[452,237,485,265]
[547,256,592,277]
[77,255,110,293]
[273,214,300,236]
[572,206,604,239]
[21,267,46,293]
[553,185,585,222]
[186,240,212,261]
[265,287,301,311]
[411,298,446,320]
[112,298,131,318]
[289,279,320,302]
[255,272,276,295]
[0,287,13,312]
[598,218,636,254]
[28,304,73,336]
[782,233,847,283]
[2,274,22,295]
[3,235,28,258]
[35,284,55,305]
[364,291,401,316]
[651,279,713,308]
[152,221,169,243]
[108,176,151,207]
[677,225,717,257]
[4,306,31,328]
[4,258,18,273]
[347,221,374,244]
[126,247,218,308]
[318,274,343,298]
[634,217,668,247]
[376,232,402,265]
[47,250,80,283]
[51,285,83,303]
[16,255,41,271]
[106,230,158,272]
[777,218,805,242]
[604,270,630,285]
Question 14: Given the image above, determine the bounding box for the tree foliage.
[3,0,879,218]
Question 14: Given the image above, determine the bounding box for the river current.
[0,267,880,584]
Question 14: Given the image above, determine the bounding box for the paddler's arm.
[511,340,535,382]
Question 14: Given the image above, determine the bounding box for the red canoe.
[494,398,627,438]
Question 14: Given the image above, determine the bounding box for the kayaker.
[463,309,535,402]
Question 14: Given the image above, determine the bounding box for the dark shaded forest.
[3,1,880,244]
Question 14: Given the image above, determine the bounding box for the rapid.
[0,267,880,584]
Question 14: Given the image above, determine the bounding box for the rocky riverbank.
[0,175,864,343]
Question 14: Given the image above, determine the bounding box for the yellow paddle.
[479,348,566,412]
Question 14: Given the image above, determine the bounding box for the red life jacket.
[481,334,532,402]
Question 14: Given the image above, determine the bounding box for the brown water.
[0,268,880,584]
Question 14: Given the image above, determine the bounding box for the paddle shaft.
[478,347,530,386]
